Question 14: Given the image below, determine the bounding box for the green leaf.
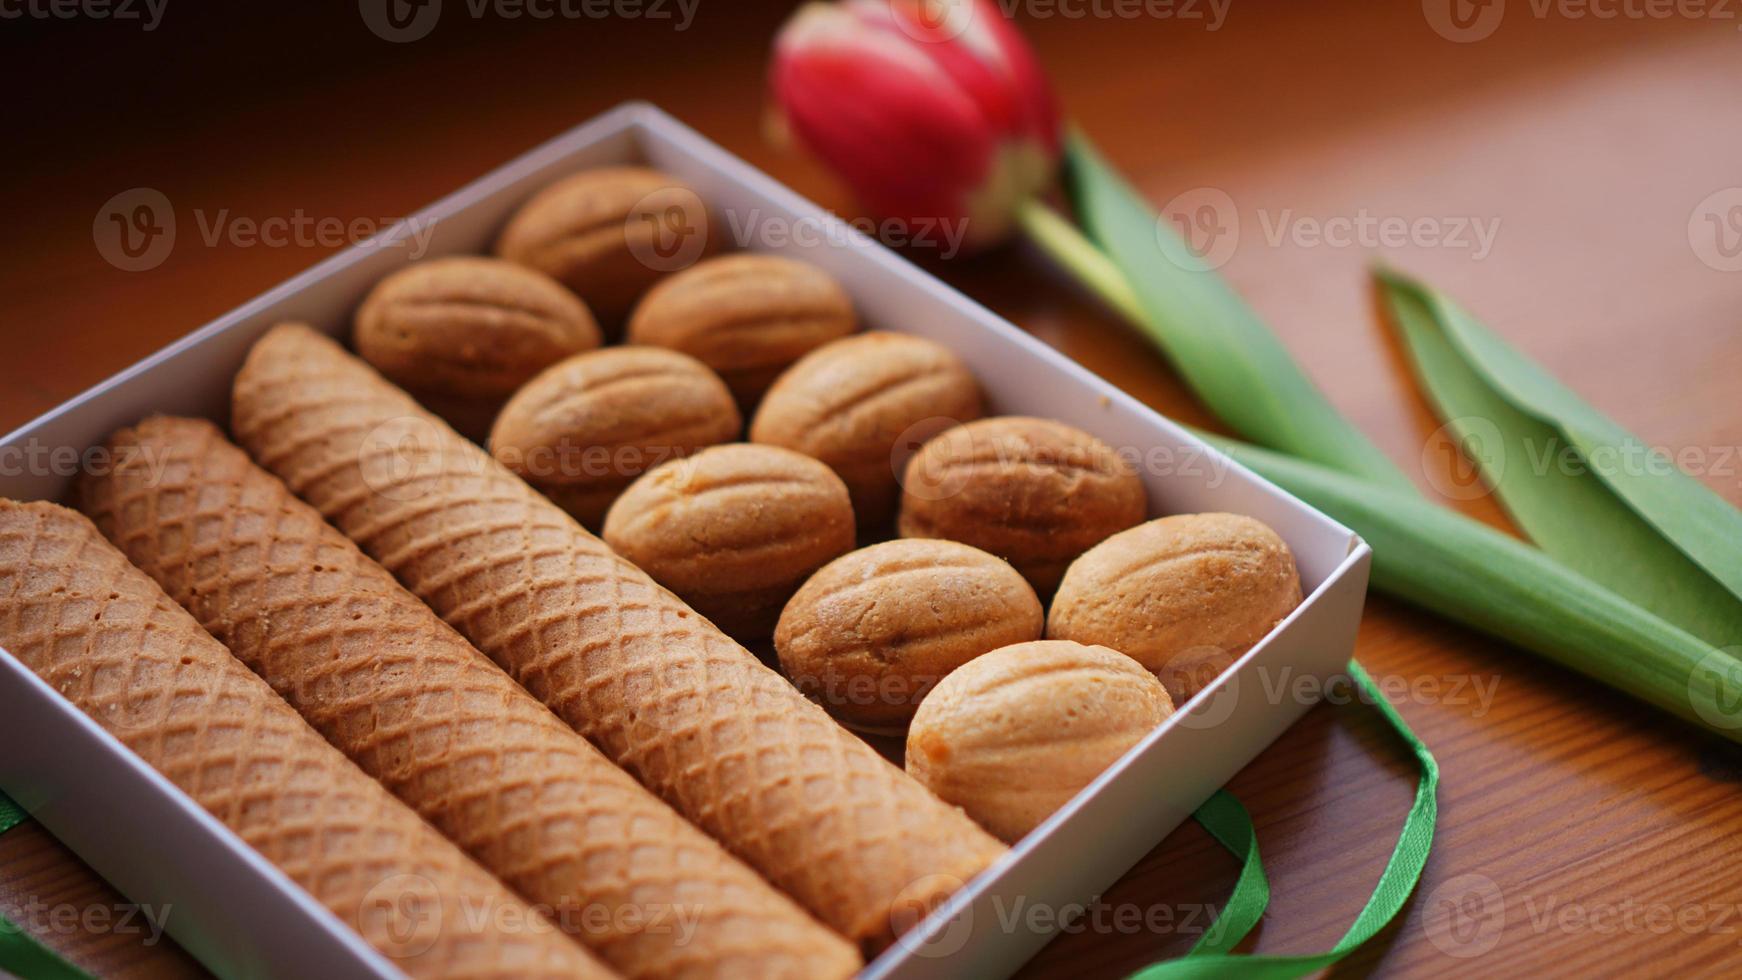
[1062,132,1414,494]
[1378,272,1742,650]
[1197,431,1742,741]
[1378,269,1742,618]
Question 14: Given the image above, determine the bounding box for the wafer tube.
[232,324,1008,950]
[0,500,611,980]
[79,416,861,980]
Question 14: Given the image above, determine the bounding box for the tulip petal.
[773,15,996,221]
[769,0,1063,251]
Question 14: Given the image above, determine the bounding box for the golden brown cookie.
[775,539,1041,732]
[906,639,1173,843]
[496,166,713,325]
[353,256,601,439]
[1048,513,1303,704]
[489,346,742,528]
[603,443,856,643]
[751,332,981,530]
[898,416,1147,595]
[627,254,856,409]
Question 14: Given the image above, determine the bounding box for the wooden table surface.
[3,2,1740,977]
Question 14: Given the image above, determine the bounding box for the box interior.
[0,103,1369,980]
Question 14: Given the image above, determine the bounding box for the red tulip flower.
[769,0,1063,253]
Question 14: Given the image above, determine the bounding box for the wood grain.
[2,2,1740,976]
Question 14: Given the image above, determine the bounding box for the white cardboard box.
[0,103,1371,980]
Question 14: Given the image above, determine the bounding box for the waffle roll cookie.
[78,417,860,980]
[232,324,1008,951]
[0,500,610,980]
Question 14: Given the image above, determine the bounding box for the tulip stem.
[1016,198,1149,329]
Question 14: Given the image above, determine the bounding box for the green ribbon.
[1155,659,1439,978]
[1184,790,1268,954]
[0,791,23,836]
[0,920,94,980]
[0,793,96,980]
